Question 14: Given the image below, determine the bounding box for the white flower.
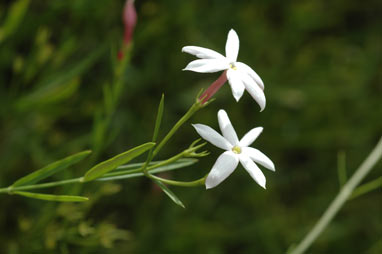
[183,29,266,111]
[193,109,275,189]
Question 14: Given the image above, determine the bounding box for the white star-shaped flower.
[183,29,266,111]
[193,109,275,189]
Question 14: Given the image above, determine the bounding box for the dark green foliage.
[0,0,381,253]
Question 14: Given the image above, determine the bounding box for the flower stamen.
[232,145,242,154]
[229,63,237,70]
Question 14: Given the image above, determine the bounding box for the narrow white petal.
[192,124,232,150]
[241,74,266,111]
[182,46,225,59]
[205,151,239,189]
[239,154,266,189]
[242,147,275,171]
[236,62,264,90]
[227,69,245,102]
[239,127,263,147]
[183,59,229,73]
[225,29,240,62]
[217,109,239,146]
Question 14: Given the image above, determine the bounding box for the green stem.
[148,174,206,187]
[289,137,382,254]
[153,101,202,157]
[0,152,191,194]
[0,178,83,194]
[105,151,185,178]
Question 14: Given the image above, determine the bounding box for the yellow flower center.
[229,63,237,70]
[232,145,242,154]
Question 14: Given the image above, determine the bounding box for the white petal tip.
[234,95,241,102]
[205,184,213,190]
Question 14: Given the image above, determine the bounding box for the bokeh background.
[0,0,381,253]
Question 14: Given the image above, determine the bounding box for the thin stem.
[289,137,382,254]
[105,151,185,178]
[153,102,202,157]
[0,152,192,194]
[0,178,83,194]
[148,174,206,187]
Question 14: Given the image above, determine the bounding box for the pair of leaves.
[11,150,92,202]
[147,95,186,208]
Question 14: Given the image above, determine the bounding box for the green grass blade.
[12,150,92,187]
[349,177,382,200]
[153,94,164,142]
[16,46,105,111]
[153,179,185,208]
[83,142,155,182]
[0,0,30,43]
[337,151,347,188]
[14,191,88,202]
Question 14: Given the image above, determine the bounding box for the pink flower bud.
[122,0,137,45]
[199,71,228,104]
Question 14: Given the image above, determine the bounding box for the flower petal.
[236,62,264,90]
[183,59,229,73]
[239,127,263,147]
[192,124,232,150]
[225,29,240,62]
[217,109,239,146]
[242,147,275,171]
[205,151,239,189]
[239,154,266,189]
[182,46,225,59]
[241,73,266,111]
[227,69,245,102]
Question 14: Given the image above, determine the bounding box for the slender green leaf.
[12,150,92,187]
[337,151,347,188]
[14,191,88,202]
[153,94,164,142]
[16,46,106,111]
[349,177,382,200]
[98,158,198,181]
[83,142,155,182]
[0,0,30,43]
[153,179,185,208]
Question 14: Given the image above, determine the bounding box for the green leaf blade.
[153,94,164,142]
[14,191,88,202]
[154,179,185,208]
[12,150,92,187]
[83,142,155,182]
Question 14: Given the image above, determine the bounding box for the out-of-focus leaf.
[153,179,185,208]
[15,46,105,111]
[349,177,382,200]
[83,142,155,182]
[0,0,30,43]
[14,191,88,202]
[16,78,80,110]
[12,150,92,187]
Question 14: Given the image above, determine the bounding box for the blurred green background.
[0,0,381,253]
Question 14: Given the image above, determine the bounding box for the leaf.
[83,142,155,182]
[0,0,30,43]
[153,94,164,142]
[153,179,185,208]
[12,150,92,187]
[14,191,88,202]
[349,177,382,200]
[16,46,105,111]
[98,158,198,181]
[337,151,347,188]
